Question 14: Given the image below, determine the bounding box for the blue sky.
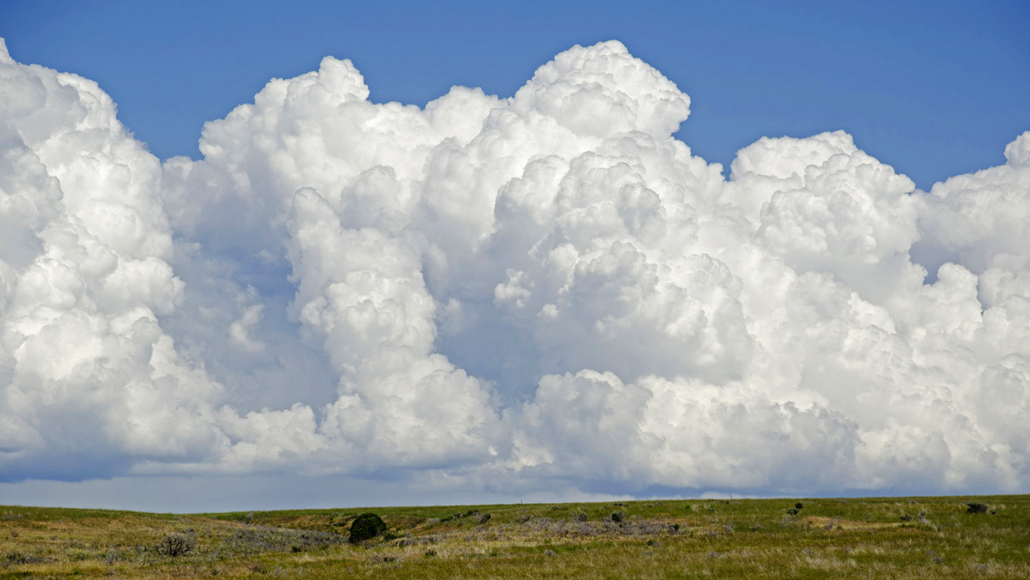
[2,1,1030,511]
[3,0,1028,189]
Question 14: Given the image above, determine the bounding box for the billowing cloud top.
[2,37,1029,496]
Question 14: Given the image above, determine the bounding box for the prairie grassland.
[1,495,1028,579]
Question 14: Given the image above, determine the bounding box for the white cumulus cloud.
[1,36,1028,498]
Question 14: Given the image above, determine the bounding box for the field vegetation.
[1,495,1028,578]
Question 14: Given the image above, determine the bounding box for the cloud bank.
[2,37,1029,498]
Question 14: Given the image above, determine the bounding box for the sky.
[0,1,1029,512]
[3,0,1029,188]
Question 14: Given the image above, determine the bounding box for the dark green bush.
[611,511,625,523]
[967,502,989,514]
[349,513,387,543]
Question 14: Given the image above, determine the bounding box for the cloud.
[0,39,223,479]
[1,37,1029,499]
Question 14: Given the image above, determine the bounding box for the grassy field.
[1,495,1028,579]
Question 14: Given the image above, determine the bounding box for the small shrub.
[785,507,799,516]
[475,513,492,524]
[349,513,387,544]
[899,513,912,522]
[572,512,588,522]
[794,502,804,510]
[104,548,119,565]
[157,532,195,557]
[967,503,989,514]
[611,511,625,523]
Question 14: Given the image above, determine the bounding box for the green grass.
[2,495,1028,578]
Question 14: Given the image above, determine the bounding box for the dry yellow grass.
[1,495,1028,579]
